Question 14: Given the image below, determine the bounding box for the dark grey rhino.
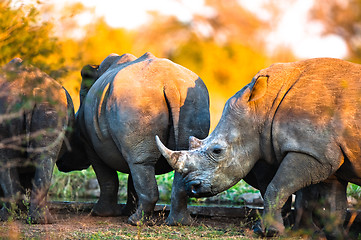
[0,58,74,224]
[156,58,361,237]
[56,52,210,225]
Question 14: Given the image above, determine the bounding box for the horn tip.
[155,135,166,152]
[155,135,161,145]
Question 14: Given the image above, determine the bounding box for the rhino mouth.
[184,179,214,198]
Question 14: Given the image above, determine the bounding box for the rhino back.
[107,56,209,151]
[267,58,361,183]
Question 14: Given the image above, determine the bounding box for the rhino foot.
[91,202,123,217]
[26,212,55,224]
[127,211,154,226]
[323,228,344,240]
[264,227,280,237]
[252,220,265,237]
[28,208,54,224]
[252,220,281,237]
[120,204,137,216]
[166,211,193,226]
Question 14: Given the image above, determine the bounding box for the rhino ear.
[248,75,269,102]
[81,65,99,81]
[81,65,99,89]
[80,65,99,104]
[189,136,202,150]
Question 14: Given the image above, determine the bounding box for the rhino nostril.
[189,180,202,195]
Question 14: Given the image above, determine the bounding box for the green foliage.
[0,190,31,223]
[50,167,95,200]
[348,183,361,199]
[156,172,174,202]
[348,183,361,209]
[0,0,58,72]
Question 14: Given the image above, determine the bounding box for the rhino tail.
[63,87,75,151]
[163,84,181,150]
[63,87,75,126]
[94,82,111,142]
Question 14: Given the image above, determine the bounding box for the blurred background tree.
[0,0,296,125]
[310,0,361,62]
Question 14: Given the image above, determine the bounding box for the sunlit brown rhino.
[156,58,361,237]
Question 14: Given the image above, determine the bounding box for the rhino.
[0,58,74,224]
[156,58,361,237]
[56,52,210,225]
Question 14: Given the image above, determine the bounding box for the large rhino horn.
[155,135,184,173]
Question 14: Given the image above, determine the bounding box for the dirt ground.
[0,209,255,239]
[0,202,360,239]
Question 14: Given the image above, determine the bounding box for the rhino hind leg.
[292,180,347,239]
[91,158,122,217]
[27,152,57,224]
[313,180,347,239]
[121,174,138,216]
[26,106,67,224]
[0,157,22,222]
[127,163,159,226]
[294,189,320,229]
[166,171,192,225]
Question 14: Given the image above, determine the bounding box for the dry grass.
[0,211,257,240]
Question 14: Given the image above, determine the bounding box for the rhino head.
[156,76,269,197]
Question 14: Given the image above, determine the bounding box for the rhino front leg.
[127,163,158,225]
[166,171,192,225]
[262,152,337,237]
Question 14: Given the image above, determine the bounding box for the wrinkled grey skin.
[0,58,74,224]
[246,162,347,238]
[157,58,361,237]
[293,177,347,237]
[56,52,210,225]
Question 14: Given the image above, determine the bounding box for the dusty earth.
[0,202,360,239]
[0,207,255,239]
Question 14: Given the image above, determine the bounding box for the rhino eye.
[212,146,223,155]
